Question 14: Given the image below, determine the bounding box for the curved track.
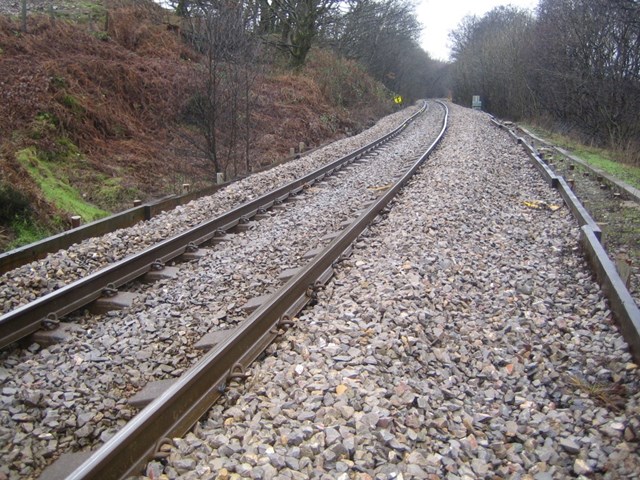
[58,101,448,480]
[0,102,448,479]
[0,104,429,350]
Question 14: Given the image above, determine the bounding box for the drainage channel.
[53,101,448,480]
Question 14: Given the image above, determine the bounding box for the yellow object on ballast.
[394,95,403,104]
[523,200,561,211]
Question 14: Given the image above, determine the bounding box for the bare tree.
[449,6,535,118]
[448,0,640,162]
[179,0,263,178]
[531,0,640,158]
[264,0,339,67]
[330,0,439,101]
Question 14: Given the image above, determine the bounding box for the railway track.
[3,102,639,479]
[133,103,638,479]
[0,101,448,478]
[0,103,430,350]
[0,105,423,320]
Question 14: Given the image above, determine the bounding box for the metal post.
[21,0,27,32]
[48,2,55,24]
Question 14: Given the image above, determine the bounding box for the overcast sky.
[417,0,539,61]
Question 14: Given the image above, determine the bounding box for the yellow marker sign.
[394,95,403,104]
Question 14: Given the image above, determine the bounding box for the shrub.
[0,183,32,223]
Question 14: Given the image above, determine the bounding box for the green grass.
[59,94,85,116]
[16,146,109,222]
[8,217,53,249]
[576,153,640,190]
[29,112,58,140]
[49,1,107,25]
[522,124,640,190]
[94,176,142,209]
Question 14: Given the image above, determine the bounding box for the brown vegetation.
[0,1,392,250]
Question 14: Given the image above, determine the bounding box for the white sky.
[152,0,538,62]
[417,0,539,61]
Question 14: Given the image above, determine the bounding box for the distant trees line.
[171,0,447,99]
[164,0,448,178]
[449,0,640,163]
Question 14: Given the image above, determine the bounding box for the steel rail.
[0,103,427,350]
[65,101,448,480]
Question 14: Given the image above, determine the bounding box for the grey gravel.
[2,101,639,479]
[144,103,640,479]
[0,104,435,478]
[0,106,419,314]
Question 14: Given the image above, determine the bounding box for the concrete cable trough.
[491,119,640,362]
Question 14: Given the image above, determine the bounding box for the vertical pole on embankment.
[21,0,27,32]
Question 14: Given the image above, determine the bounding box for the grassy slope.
[16,147,109,222]
[522,124,640,190]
